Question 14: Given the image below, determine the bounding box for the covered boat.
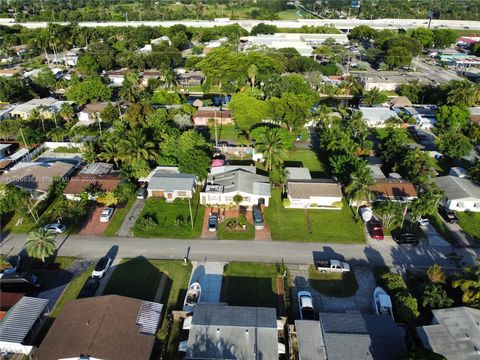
[373,286,394,320]
[183,282,201,311]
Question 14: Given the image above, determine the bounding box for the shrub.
[238,215,247,227]
[175,214,185,226]
[282,198,291,207]
[380,272,407,293]
[427,264,446,284]
[138,214,158,229]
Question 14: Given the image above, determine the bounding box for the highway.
[1,18,480,31]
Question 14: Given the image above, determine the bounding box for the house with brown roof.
[76,102,114,125]
[105,69,128,86]
[193,107,232,126]
[0,68,21,78]
[64,173,122,200]
[370,178,417,202]
[33,295,163,360]
[177,70,204,87]
[0,161,75,199]
[286,179,343,209]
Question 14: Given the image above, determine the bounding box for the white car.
[43,223,67,234]
[91,256,112,278]
[417,217,429,226]
[298,291,315,320]
[99,208,114,222]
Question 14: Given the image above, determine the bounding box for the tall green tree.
[254,127,288,172]
[447,81,480,107]
[422,284,454,309]
[25,228,56,263]
[345,166,374,218]
[362,87,387,106]
[228,92,268,132]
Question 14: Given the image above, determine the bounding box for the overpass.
[1,18,480,32]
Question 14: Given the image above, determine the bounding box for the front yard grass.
[427,213,457,244]
[217,219,255,240]
[308,265,358,297]
[132,196,204,239]
[49,263,95,318]
[457,212,480,243]
[223,261,284,308]
[103,195,136,236]
[264,189,364,243]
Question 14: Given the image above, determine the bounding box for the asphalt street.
[1,233,478,270]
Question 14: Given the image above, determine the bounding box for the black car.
[438,207,459,224]
[393,233,419,245]
[0,272,40,292]
[78,278,100,298]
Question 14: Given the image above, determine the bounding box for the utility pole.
[214,109,218,147]
[19,128,28,150]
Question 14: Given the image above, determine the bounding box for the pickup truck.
[316,259,350,273]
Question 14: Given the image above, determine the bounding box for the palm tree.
[163,68,178,89]
[254,128,287,172]
[447,80,480,106]
[247,64,258,91]
[422,284,454,309]
[59,103,75,123]
[99,140,121,167]
[362,87,385,106]
[345,166,374,218]
[340,76,361,96]
[233,194,243,225]
[25,228,56,263]
[453,270,480,305]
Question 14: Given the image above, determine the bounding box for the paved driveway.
[78,206,109,236]
[116,199,146,237]
[422,224,452,247]
[185,261,224,311]
[443,220,477,247]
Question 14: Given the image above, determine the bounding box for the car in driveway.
[417,217,429,226]
[208,214,218,232]
[78,278,100,298]
[298,291,315,320]
[43,223,67,234]
[136,188,147,199]
[392,233,419,245]
[99,207,114,222]
[367,219,384,240]
[438,207,459,224]
[91,256,112,278]
[252,205,264,230]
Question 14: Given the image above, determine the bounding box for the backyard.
[222,262,285,308]
[132,196,204,239]
[264,189,364,243]
[284,148,325,176]
[457,211,480,243]
[308,265,358,297]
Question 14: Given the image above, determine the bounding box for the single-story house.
[147,171,196,201]
[151,35,171,46]
[388,96,413,108]
[0,68,22,78]
[0,296,49,356]
[193,107,232,126]
[64,173,122,200]
[33,295,163,360]
[417,307,480,360]
[358,107,401,128]
[0,161,75,199]
[180,303,284,360]
[403,105,438,129]
[286,179,343,209]
[80,162,114,175]
[76,102,114,125]
[177,70,204,87]
[0,105,14,120]
[210,164,256,176]
[370,178,417,202]
[434,175,480,212]
[10,98,69,120]
[200,168,271,207]
[295,313,406,360]
[105,69,128,86]
[142,69,163,85]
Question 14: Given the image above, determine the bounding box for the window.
[226,196,232,202]
[474,202,480,208]
[243,196,250,202]
[457,202,464,208]
[177,191,187,197]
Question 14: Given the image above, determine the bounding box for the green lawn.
[427,213,457,244]
[373,128,416,144]
[223,262,284,308]
[132,196,204,239]
[277,8,306,19]
[284,149,325,174]
[457,212,480,243]
[210,123,241,143]
[308,265,358,297]
[103,195,136,236]
[264,189,364,243]
[50,263,95,318]
[217,220,255,240]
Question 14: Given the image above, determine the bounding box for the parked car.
[208,214,218,232]
[91,256,112,278]
[297,291,315,320]
[99,207,114,222]
[0,272,40,292]
[252,205,264,230]
[417,217,429,226]
[43,223,66,234]
[78,278,100,298]
[438,206,459,224]
[136,188,147,199]
[392,233,419,245]
[367,219,384,240]
[316,259,350,273]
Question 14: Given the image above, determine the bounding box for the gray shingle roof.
[434,176,480,200]
[319,313,406,360]
[287,179,342,199]
[285,167,312,180]
[417,307,480,360]
[206,169,271,197]
[147,172,195,192]
[186,303,278,360]
[295,320,327,360]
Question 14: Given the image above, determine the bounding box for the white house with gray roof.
[417,307,480,360]
[200,168,271,207]
[147,171,196,201]
[358,107,401,128]
[180,303,284,360]
[434,175,480,212]
[286,179,343,209]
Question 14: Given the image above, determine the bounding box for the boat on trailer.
[373,286,394,320]
[183,282,201,312]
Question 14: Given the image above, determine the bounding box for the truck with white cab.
[316,259,350,273]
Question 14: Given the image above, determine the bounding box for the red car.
[367,219,384,240]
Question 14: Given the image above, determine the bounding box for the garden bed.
[217,217,255,240]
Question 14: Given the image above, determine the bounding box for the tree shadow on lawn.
[103,256,170,302]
